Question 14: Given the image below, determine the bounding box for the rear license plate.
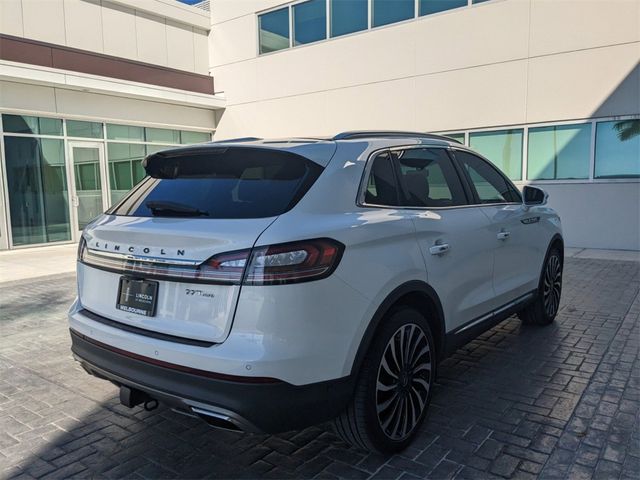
[116,277,158,317]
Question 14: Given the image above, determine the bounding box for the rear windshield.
[108,147,323,219]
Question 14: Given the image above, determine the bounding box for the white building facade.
[210,0,640,251]
[0,0,224,250]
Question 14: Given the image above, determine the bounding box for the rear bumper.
[70,329,354,433]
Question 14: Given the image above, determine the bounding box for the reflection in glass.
[259,8,290,54]
[108,143,145,205]
[294,0,326,45]
[595,120,640,178]
[180,130,211,144]
[145,127,181,144]
[419,0,467,16]
[4,136,71,245]
[72,147,103,230]
[67,120,103,139]
[106,124,144,141]
[372,0,415,27]
[527,124,591,180]
[331,0,368,37]
[443,132,465,144]
[469,129,523,180]
[2,114,63,136]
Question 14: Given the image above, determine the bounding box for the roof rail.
[332,131,462,144]
[212,137,263,143]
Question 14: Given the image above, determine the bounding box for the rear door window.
[109,147,323,219]
[393,148,467,207]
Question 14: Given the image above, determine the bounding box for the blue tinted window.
[259,8,290,54]
[595,120,640,178]
[473,0,491,3]
[527,124,591,180]
[420,0,467,16]
[294,0,326,46]
[331,0,368,37]
[372,0,415,27]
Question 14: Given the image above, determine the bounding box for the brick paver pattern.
[1,257,638,479]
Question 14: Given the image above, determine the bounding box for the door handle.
[429,243,450,255]
[497,231,511,240]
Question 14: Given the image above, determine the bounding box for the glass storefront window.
[180,131,210,144]
[527,124,591,180]
[106,124,145,141]
[72,147,104,230]
[145,127,181,144]
[67,120,103,139]
[595,120,640,178]
[259,7,290,54]
[330,0,368,37]
[107,143,146,205]
[2,114,63,136]
[293,0,326,45]
[469,129,523,181]
[372,0,415,28]
[4,137,71,246]
[419,0,467,16]
[443,132,465,144]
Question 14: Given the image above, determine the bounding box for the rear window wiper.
[145,201,209,217]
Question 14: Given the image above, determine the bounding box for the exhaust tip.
[192,407,243,432]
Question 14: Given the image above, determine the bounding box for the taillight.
[244,238,344,285]
[79,238,343,285]
[199,249,250,284]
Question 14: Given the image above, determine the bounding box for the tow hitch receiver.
[119,385,156,410]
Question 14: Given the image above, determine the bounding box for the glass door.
[68,141,108,236]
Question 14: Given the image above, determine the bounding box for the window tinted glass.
[419,0,467,16]
[2,115,62,136]
[107,124,144,141]
[107,143,146,205]
[294,0,326,45]
[145,127,181,144]
[111,149,323,219]
[455,150,521,204]
[469,129,523,180]
[67,120,103,139]
[443,132,465,145]
[331,0,368,37]
[528,123,591,180]
[364,152,400,206]
[259,8,290,54]
[372,0,414,27]
[181,131,210,144]
[394,148,466,207]
[594,120,640,178]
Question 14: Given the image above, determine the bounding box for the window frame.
[450,147,523,206]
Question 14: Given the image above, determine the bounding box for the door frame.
[67,140,109,242]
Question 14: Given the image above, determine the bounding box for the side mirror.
[523,185,548,206]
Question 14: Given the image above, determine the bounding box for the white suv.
[69,131,563,453]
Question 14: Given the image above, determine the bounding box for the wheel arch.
[349,280,446,377]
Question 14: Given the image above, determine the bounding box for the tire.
[333,306,436,453]
[518,246,563,326]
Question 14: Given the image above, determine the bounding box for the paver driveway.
[1,256,639,479]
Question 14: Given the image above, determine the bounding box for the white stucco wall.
[0,0,210,74]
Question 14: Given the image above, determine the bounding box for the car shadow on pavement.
[4,257,639,479]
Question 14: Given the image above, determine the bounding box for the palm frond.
[613,120,640,142]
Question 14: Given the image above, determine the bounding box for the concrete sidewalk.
[0,243,637,284]
[0,244,78,284]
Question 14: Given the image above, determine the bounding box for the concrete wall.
[209,0,640,251]
[542,182,640,251]
[0,0,210,74]
[210,0,640,137]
